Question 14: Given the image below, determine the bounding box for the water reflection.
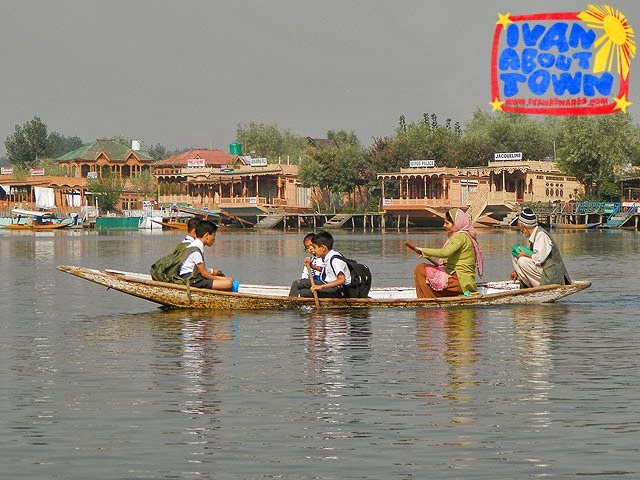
[300,310,372,444]
[147,310,236,416]
[148,310,237,471]
[509,305,569,430]
[303,311,372,394]
[6,332,56,445]
[415,308,479,413]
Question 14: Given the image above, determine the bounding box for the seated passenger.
[179,220,235,291]
[412,208,484,298]
[510,208,571,287]
[293,230,350,298]
[288,232,324,297]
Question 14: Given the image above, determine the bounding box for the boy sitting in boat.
[178,220,236,291]
[290,230,351,298]
[181,216,200,246]
[288,232,324,296]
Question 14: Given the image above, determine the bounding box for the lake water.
[1,227,639,479]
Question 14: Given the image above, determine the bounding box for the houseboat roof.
[154,149,241,168]
[11,208,56,217]
[56,139,154,163]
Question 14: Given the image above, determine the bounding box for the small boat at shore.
[1,208,72,230]
[152,205,222,230]
[151,219,188,230]
[57,265,591,310]
[551,222,601,230]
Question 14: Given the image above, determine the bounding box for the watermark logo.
[490,5,636,115]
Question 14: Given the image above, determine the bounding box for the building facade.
[152,149,312,222]
[0,139,154,214]
[378,159,584,227]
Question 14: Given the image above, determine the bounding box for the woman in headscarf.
[412,208,484,298]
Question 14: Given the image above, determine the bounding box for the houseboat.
[153,149,312,226]
[378,157,584,228]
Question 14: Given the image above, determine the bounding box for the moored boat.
[551,222,601,230]
[151,219,188,230]
[57,265,591,310]
[1,208,72,230]
[152,205,222,230]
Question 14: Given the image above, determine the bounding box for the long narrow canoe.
[551,222,601,230]
[2,208,72,230]
[57,265,591,310]
[151,219,188,230]
[3,221,71,230]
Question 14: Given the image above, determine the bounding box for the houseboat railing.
[575,201,620,214]
[218,197,267,205]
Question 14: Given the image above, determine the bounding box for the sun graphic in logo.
[578,4,636,80]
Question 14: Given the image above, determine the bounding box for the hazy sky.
[1,0,639,156]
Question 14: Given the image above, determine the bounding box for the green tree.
[368,114,463,172]
[5,117,86,165]
[368,135,413,175]
[146,143,168,160]
[556,113,640,198]
[129,170,158,201]
[281,131,309,163]
[88,171,126,213]
[5,117,49,166]
[47,132,84,157]
[327,129,361,147]
[462,110,556,163]
[299,142,369,212]
[236,122,307,162]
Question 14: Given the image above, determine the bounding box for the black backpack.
[150,244,199,283]
[330,255,372,298]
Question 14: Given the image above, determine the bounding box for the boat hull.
[57,265,591,310]
[151,219,188,230]
[2,222,70,230]
[551,222,601,230]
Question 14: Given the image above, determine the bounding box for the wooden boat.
[551,222,601,230]
[152,206,222,230]
[57,265,591,310]
[1,208,72,230]
[151,219,188,230]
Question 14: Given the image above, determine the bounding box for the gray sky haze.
[2,0,640,156]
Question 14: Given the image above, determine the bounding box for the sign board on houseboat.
[494,152,523,161]
[409,160,435,168]
[30,168,45,176]
[1,167,13,175]
[247,157,268,167]
[187,158,206,168]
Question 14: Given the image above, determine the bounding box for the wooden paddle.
[404,241,421,254]
[404,241,440,267]
[306,264,321,309]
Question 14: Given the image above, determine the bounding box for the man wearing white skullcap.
[510,208,571,287]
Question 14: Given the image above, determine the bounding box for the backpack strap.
[180,246,201,299]
[328,254,350,286]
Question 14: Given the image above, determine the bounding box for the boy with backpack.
[288,232,324,296]
[178,220,236,291]
[291,230,350,298]
[182,216,201,246]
